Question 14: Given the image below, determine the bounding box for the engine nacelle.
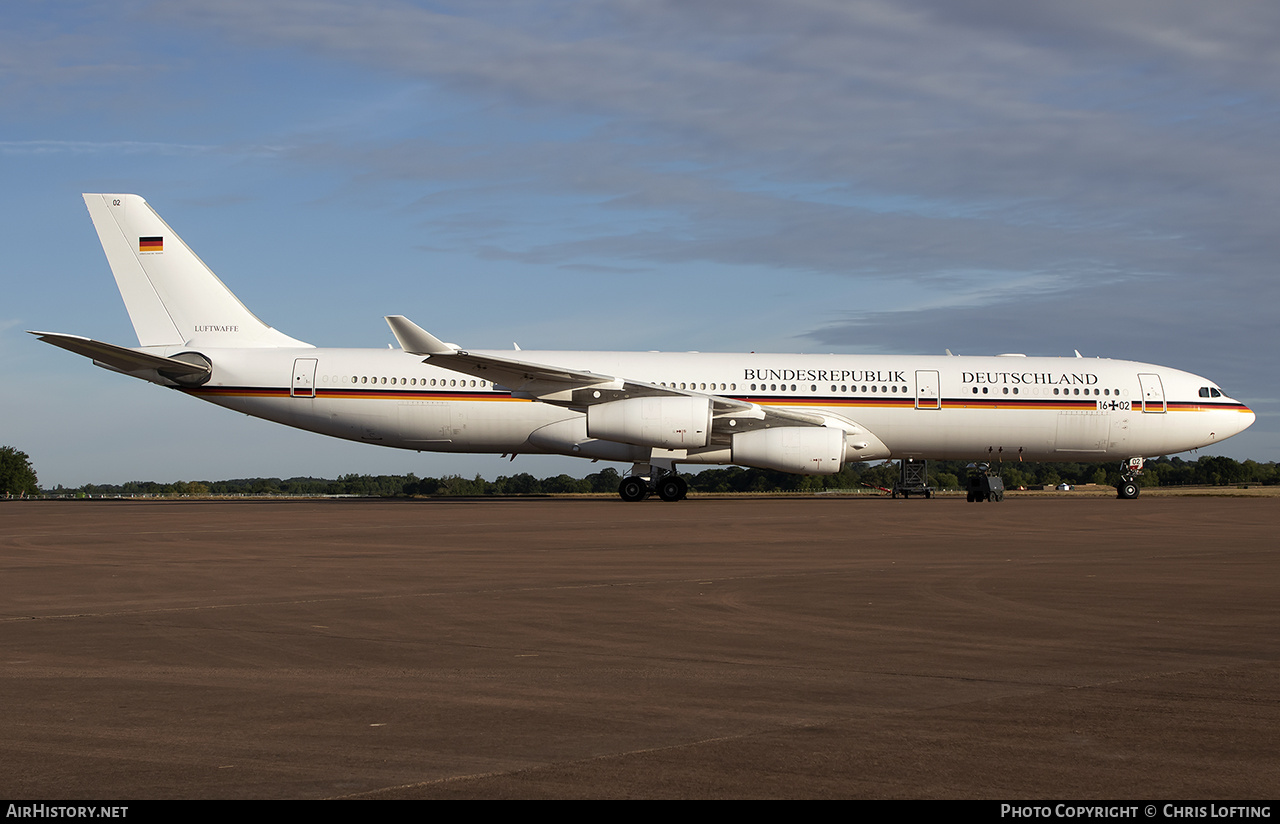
[586,396,712,448]
[732,426,845,475]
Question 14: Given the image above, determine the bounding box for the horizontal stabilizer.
[29,331,211,379]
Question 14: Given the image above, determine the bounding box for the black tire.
[1118,481,1140,499]
[619,477,648,502]
[657,477,685,502]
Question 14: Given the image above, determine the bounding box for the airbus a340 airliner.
[34,194,1254,501]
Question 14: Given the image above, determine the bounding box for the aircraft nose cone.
[1240,405,1257,434]
[1221,403,1257,440]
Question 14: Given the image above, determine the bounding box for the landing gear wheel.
[619,477,648,502]
[657,476,687,502]
[1117,481,1140,500]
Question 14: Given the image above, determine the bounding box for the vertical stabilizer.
[82,194,310,348]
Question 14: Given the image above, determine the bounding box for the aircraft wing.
[385,315,826,438]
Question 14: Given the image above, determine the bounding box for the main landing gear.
[618,463,688,502]
[1117,457,1145,499]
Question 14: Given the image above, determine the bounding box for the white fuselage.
[164,346,1254,466]
[53,194,1255,492]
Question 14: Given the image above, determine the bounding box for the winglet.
[384,315,459,355]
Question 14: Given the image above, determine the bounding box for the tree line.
[25,453,1279,499]
[0,446,39,497]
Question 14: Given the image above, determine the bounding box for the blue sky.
[4,1,1277,487]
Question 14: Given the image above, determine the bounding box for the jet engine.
[731,426,845,474]
[586,396,712,448]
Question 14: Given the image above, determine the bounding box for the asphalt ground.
[1,496,1277,799]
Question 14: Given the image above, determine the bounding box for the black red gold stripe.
[179,386,1251,414]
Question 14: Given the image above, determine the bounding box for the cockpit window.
[1200,386,1224,398]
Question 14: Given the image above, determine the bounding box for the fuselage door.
[1138,373,1165,413]
[915,370,940,409]
[291,358,318,398]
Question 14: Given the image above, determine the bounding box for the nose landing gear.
[1117,457,1145,499]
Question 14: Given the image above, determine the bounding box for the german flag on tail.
[139,236,163,252]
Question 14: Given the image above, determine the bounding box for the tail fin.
[82,194,310,348]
